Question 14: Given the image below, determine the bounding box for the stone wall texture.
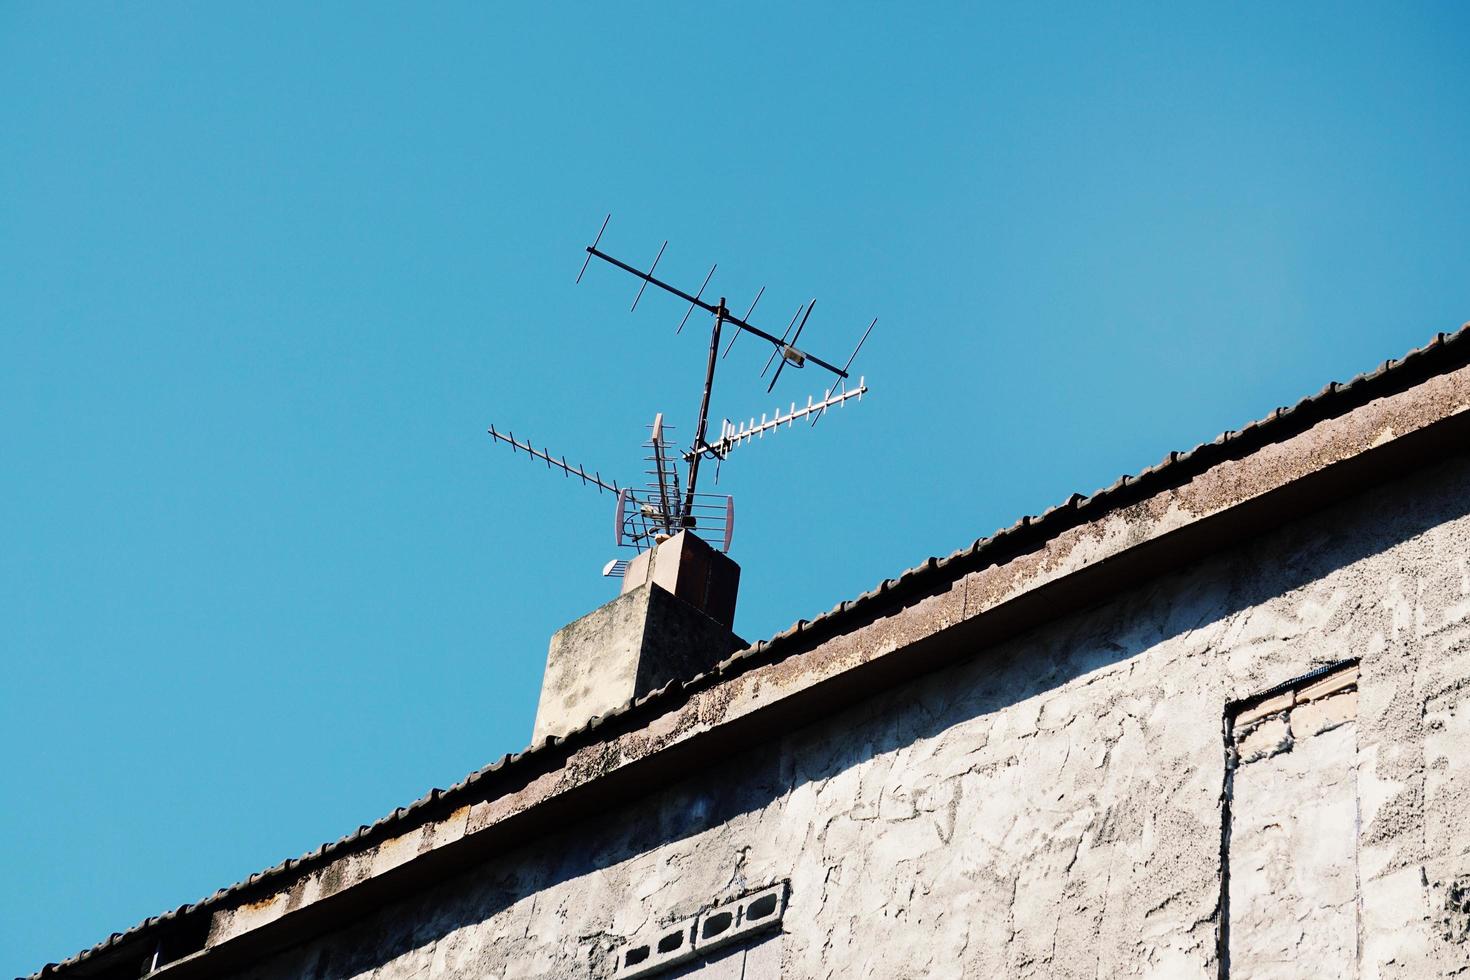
[225,454,1470,979]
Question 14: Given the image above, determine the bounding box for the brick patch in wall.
[1229,662,1360,766]
[1221,660,1361,979]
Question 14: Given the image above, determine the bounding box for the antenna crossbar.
[487,425,622,495]
[583,245,851,379]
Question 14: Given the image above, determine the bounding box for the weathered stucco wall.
[224,454,1470,979]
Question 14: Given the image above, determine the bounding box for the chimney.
[531,531,743,744]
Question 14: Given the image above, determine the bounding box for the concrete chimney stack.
[531,532,742,744]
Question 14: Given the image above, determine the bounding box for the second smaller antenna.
[709,380,867,457]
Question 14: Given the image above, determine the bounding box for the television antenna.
[488,215,877,571]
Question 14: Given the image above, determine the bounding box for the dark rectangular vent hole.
[624,945,650,967]
[746,893,778,921]
[701,911,733,940]
[657,930,684,954]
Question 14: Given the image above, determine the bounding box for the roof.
[26,322,1470,979]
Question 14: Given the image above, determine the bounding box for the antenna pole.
[684,298,725,524]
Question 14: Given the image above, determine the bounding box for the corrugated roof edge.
[26,322,1470,980]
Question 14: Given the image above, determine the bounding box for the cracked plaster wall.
[223,454,1470,979]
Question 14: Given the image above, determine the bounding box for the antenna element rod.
[677,264,717,335]
[630,241,667,312]
[576,214,611,284]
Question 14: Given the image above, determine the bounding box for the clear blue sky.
[3,3,1467,974]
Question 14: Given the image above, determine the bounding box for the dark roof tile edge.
[26,322,1470,980]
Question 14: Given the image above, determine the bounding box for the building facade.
[29,326,1470,979]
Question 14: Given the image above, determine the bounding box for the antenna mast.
[684,298,726,521]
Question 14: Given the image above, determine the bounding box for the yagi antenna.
[487,215,881,576]
[580,217,857,380]
[487,425,620,494]
[710,379,867,456]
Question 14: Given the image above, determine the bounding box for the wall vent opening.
[700,911,732,940]
[614,880,788,979]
